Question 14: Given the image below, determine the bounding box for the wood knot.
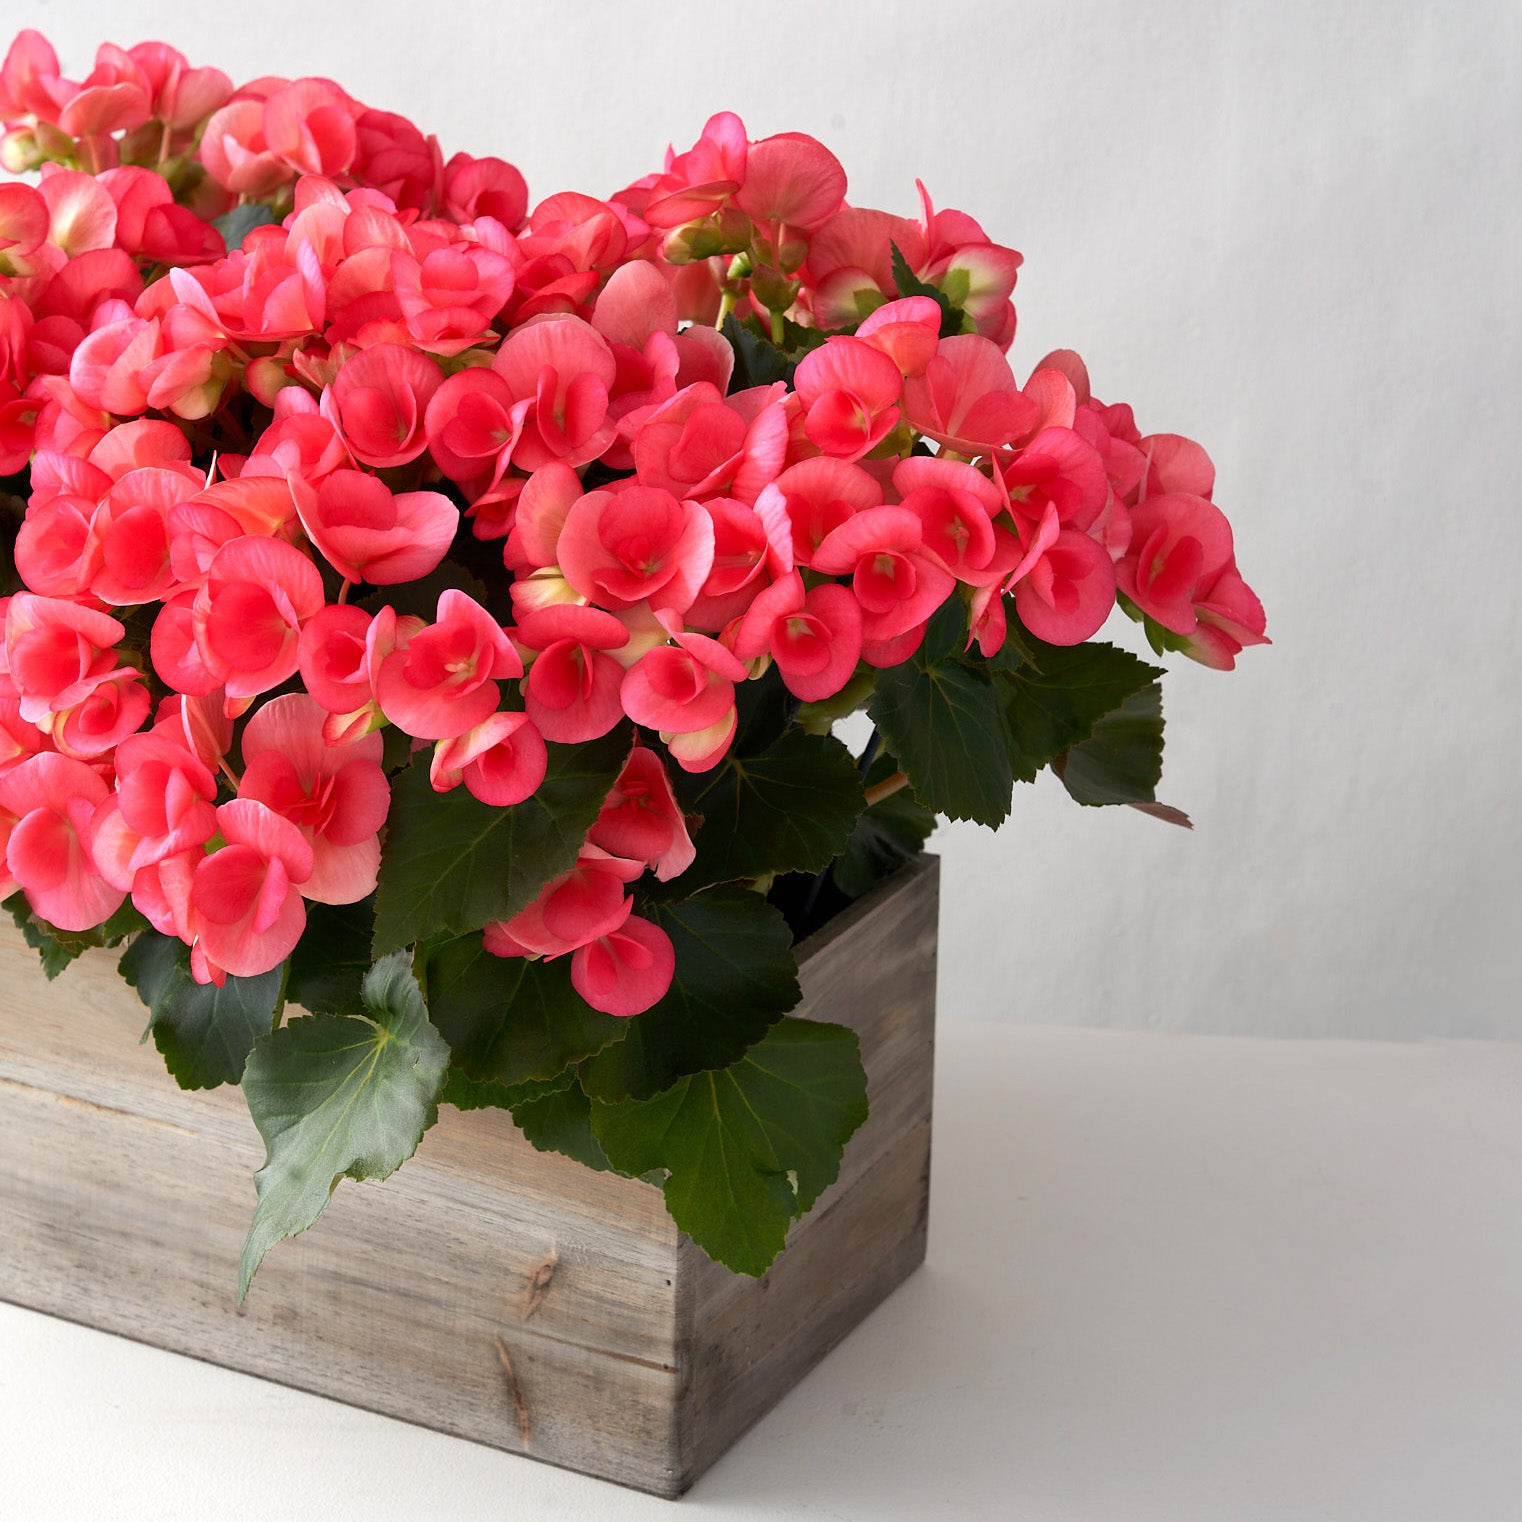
[521,1249,558,1321]
[493,1334,532,1447]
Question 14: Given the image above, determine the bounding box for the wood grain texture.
[0,856,939,1498]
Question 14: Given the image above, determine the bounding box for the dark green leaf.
[996,636,1163,783]
[287,898,374,1017]
[441,1067,572,1112]
[591,1018,869,1276]
[889,241,966,338]
[832,753,937,899]
[868,600,1014,826]
[372,727,630,954]
[1056,682,1165,806]
[119,930,286,1090]
[5,894,148,979]
[427,933,628,1087]
[211,202,279,249]
[579,887,800,1103]
[512,1081,615,1173]
[239,950,449,1299]
[721,313,788,389]
[673,729,864,889]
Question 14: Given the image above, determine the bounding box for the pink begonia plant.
[0,29,1268,1285]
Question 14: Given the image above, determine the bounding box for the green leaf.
[721,313,789,389]
[442,1068,572,1112]
[996,636,1163,783]
[832,753,937,899]
[118,930,286,1090]
[867,600,1014,826]
[372,727,630,955]
[1056,682,1165,805]
[239,950,450,1300]
[578,887,801,1103]
[287,898,374,1017]
[426,933,628,1087]
[211,201,279,250]
[5,893,148,979]
[889,241,967,338]
[512,1081,615,1173]
[591,1018,869,1276]
[673,729,864,889]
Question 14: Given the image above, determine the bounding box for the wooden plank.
[0,856,938,1497]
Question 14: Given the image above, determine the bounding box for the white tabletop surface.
[5,1022,1521,1521]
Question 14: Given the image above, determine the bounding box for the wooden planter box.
[0,855,937,1497]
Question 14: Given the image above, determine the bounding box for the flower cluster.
[0,30,1265,1014]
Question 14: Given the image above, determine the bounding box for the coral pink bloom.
[1012,523,1117,646]
[91,728,218,892]
[442,152,529,230]
[1115,492,1237,636]
[485,846,644,960]
[54,666,150,759]
[55,42,152,138]
[239,694,388,905]
[892,455,1002,578]
[68,308,161,415]
[199,99,290,198]
[731,571,863,703]
[190,798,314,983]
[621,630,747,773]
[806,205,927,329]
[589,745,694,882]
[430,710,547,807]
[192,535,325,701]
[684,495,790,631]
[0,183,48,263]
[491,317,618,471]
[297,603,379,716]
[1139,432,1215,500]
[558,485,715,614]
[902,335,1039,456]
[811,506,957,644]
[631,380,788,506]
[0,29,66,123]
[518,602,631,744]
[36,169,118,257]
[734,132,846,232]
[0,752,124,931]
[423,366,528,488]
[4,594,124,724]
[375,589,521,740]
[0,695,48,780]
[571,915,675,1017]
[998,426,1110,535]
[856,296,942,378]
[292,467,459,585]
[1182,565,1269,671]
[127,41,232,129]
[502,461,581,569]
[793,336,903,461]
[753,455,883,567]
[643,111,748,229]
[84,464,203,605]
[328,343,442,468]
[263,78,358,178]
[392,242,516,355]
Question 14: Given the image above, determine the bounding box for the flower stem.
[863,770,910,807]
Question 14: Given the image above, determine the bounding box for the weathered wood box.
[0,855,937,1497]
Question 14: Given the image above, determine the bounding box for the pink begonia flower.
[502,461,581,569]
[683,495,790,632]
[125,41,232,130]
[0,751,124,931]
[291,467,459,586]
[391,241,516,355]
[4,593,124,724]
[238,693,388,905]
[189,534,325,701]
[327,342,442,468]
[805,206,927,329]
[1181,565,1269,671]
[557,484,715,614]
[892,455,1004,579]
[37,168,119,257]
[91,728,218,894]
[570,915,675,1017]
[913,184,1023,347]
[53,665,150,759]
[423,366,529,491]
[998,426,1111,536]
[620,628,747,773]
[429,710,547,808]
[154,690,234,773]
[1139,432,1216,501]
[55,43,153,138]
[81,463,204,605]
[902,335,1039,456]
[1115,492,1236,637]
[490,316,618,472]
[752,455,883,568]
[0,183,49,264]
[189,798,314,983]
[99,167,224,267]
[442,152,529,230]
[349,110,439,213]
[792,336,903,461]
[0,30,69,125]
[484,845,644,960]
[297,603,380,716]
[0,695,48,780]
[1010,512,1117,646]
[630,380,788,504]
[588,745,695,882]
[731,571,863,704]
[68,306,160,415]
[811,505,957,645]
[856,296,942,378]
[262,78,359,179]
[375,588,521,740]
[517,603,631,744]
[733,132,846,232]
[642,111,748,230]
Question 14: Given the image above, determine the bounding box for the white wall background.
[25,0,1521,1038]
